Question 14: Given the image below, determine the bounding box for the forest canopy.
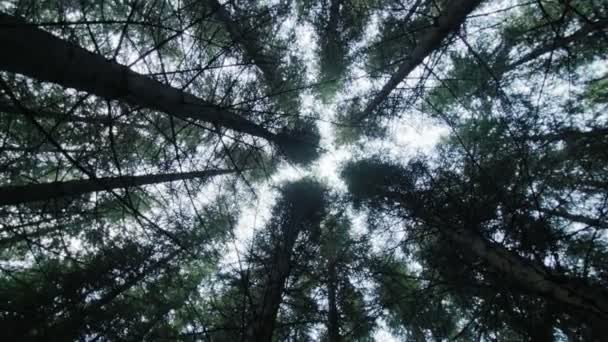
[0,0,607,341]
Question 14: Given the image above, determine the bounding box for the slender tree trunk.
[508,20,608,69]
[0,168,235,205]
[0,14,280,142]
[327,257,341,342]
[538,207,608,230]
[442,226,608,321]
[244,222,302,342]
[0,101,148,129]
[357,0,482,122]
[1,144,89,154]
[325,0,342,51]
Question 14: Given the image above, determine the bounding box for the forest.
[0,0,607,341]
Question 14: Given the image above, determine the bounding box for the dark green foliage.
[341,111,608,338]
[374,259,457,340]
[1,0,608,340]
[276,119,322,166]
[299,0,377,101]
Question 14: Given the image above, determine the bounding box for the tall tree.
[342,111,608,338]
[0,13,319,164]
[2,0,608,340]
[0,168,235,205]
[243,179,327,341]
[356,0,482,123]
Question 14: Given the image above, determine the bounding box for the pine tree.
[1,0,607,340]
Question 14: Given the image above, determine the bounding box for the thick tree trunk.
[244,222,301,342]
[442,227,608,321]
[0,14,279,142]
[357,0,482,122]
[0,168,234,205]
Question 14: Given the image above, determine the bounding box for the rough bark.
[357,0,482,122]
[0,169,234,205]
[0,14,280,142]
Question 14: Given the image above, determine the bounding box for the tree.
[356,0,482,124]
[209,0,304,113]
[0,198,236,340]
[243,179,327,341]
[0,168,235,205]
[0,13,319,165]
[196,179,327,341]
[2,0,608,340]
[298,0,376,102]
[341,112,608,338]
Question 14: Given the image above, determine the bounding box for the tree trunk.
[0,168,235,205]
[244,222,301,342]
[327,258,341,342]
[442,226,608,322]
[357,0,482,122]
[0,14,280,142]
[1,144,89,154]
[539,207,608,230]
[0,101,148,129]
[509,20,608,69]
[325,0,343,51]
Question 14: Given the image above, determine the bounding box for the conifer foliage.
[1,0,607,341]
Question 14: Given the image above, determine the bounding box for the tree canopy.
[1,0,607,341]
